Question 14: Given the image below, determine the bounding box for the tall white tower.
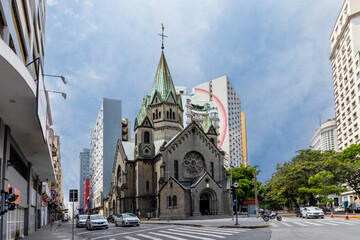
[331,0,360,152]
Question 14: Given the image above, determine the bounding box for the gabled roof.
[190,172,222,189]
[150,52,177,103]
[158,176,187,192]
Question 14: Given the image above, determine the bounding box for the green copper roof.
[136,99,148,125]
[202,112,212,134]
[150,51,177,103]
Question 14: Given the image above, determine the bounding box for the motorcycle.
[261,211,282,222]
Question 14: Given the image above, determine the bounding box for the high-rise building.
[331,0,360,152]
[89,98,122,214]
[310,119,338,151]
[0,0,55,238]
[79,148,90,212]
[331,0,360,207]
[178,76,243,168]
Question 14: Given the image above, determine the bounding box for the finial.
[158,23,168,51]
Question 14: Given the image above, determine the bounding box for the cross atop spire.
[158,23,167,51]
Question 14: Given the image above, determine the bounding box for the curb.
[218,224,269,229]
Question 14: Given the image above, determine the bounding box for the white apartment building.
[310,119,338,151]
[90,98,122,214]
[177,76,244,168]
[331,0,360,152]
[331,0,360,206]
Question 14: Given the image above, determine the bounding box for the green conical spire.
[150,51,177,103]
[136,99,149,125]
[202,112,212,134]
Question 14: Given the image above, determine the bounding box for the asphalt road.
[60,222,270,240]
[57,216,360,240]
[268,216,360,240]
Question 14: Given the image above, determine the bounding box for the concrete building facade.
[89,98,122,214]
[79,148,90,211]
[310,119,338,151]
[0,0,56,239]
[331,0,360,151]
[330,0,360,207]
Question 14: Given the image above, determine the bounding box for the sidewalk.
[22,221,84,240]
[142,216,268,228]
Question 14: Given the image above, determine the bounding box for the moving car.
[301,207,324,219]
[114,213,140,227]
[76,215,88,228]
[86,214,109,230]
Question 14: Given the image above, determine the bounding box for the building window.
[146,181,149,191]
[210,138,215,144]
[159,111,161,118]
[173,196,177,207]
[167,111,169,119]
[168,196,172,208]
[156,109,158,119]
[174,160,178,180]
[153,113,155,120]
[144,131,150,143]
[135,133,137,145]
[210,162,214,177]
[173,112,175,120]
[170,109,173,119]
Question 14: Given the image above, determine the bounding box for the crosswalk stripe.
[168,228,225,238]
[303,221,323,226]
[326,220,356,225]
[291,221,308,226]
[149,232,188,240]
[124,237,141,240]
[174,227,233,235]
[318,221,337,226]
[159,230,215,240]
[137,233,162,240]
[279,222,293,227]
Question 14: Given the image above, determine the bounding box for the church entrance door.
[200,193,211,215]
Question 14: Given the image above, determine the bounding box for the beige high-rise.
[331,0,360,152]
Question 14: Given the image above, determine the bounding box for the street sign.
[233,182,239,188]
[69,189,78,202]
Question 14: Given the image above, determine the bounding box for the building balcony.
[0,39,55,182]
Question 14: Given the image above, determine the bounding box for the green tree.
[263,149,345,209]
[338,144,360,196]
[226,164,262,201]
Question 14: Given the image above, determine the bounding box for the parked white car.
[114,213,140,227]
[86,214,109,230]
[301,207,324,219]
[334,206,345,212]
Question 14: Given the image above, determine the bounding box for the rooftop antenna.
[158,23,167,51]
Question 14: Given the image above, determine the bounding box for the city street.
[269,216,360,240]
[59,222,270,240]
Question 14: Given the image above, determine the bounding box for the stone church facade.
[108,48,232,219]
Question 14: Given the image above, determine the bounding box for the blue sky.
[44,0,343,203]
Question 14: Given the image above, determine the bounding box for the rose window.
[183,152,204,175]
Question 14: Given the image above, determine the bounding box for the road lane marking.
[291,221,308,226]
[137,233,163,240]
[303,221,323,226]
[124,237,141,240]
[159,230,215,240]
[174,227,233,235]
[318,221,337,226]
[150,232,188,240]
[89,226,170,240]
[279,222,293,227]
[270,223,279,227]
[168,228,225,238]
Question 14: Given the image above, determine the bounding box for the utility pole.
[230,167,234,221]
[254,170,259,218]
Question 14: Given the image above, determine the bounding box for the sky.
[44,0,343,203]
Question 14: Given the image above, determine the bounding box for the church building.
[109,35,232,219]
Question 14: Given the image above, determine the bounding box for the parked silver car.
[114,213,140,227]
[86,214,108,230]
[301,207,324,219]
[76,215,88,228]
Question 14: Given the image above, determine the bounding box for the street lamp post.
[46,90,67,99]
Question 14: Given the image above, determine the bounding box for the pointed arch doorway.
[200,193,211,215]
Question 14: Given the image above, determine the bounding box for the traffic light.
[7,187,19,211]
